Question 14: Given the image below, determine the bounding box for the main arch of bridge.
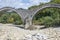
[25,4,60,29]
[30,4,60,20]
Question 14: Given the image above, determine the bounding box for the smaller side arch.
[0,7,24,24]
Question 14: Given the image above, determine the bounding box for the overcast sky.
[0,0,50,9]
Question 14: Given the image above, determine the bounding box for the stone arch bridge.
[0,4,60,28]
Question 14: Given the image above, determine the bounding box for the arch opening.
[32,7,60,27]
[0,8,23,25]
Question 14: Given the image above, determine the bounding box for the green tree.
[50,0,60,4]
[0,11,23,25]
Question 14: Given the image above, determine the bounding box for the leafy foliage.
[0,11,23,25]
[50,0,60,4]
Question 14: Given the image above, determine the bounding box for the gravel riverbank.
[0,24,60,40]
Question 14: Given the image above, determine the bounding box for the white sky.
[0,0,51,9]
